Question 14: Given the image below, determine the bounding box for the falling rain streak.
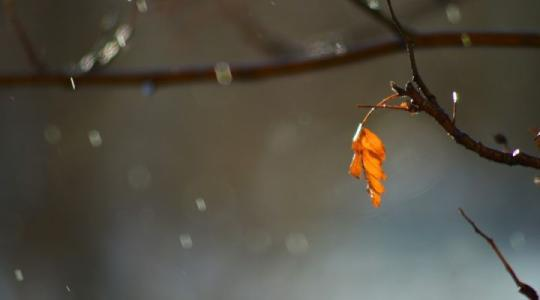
[14,269,24,282]
[179,234,193,249]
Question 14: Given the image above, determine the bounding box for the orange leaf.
[348,124,387,207]
[360,128,386,160]
[371,193,382,208]
[349,153,363,178]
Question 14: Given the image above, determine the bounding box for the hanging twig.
[459,208,538,300]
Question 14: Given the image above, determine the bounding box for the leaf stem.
[360,93,400,126]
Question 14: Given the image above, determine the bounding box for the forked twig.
[378,0,540,169]
[459,208,538,300]
[360,93,400,125]
[385,0,434,101]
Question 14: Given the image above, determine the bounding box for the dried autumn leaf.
[349,153,363,178]
[348,124,387,207]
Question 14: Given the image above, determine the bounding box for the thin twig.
[360,93,400,125]
[0,31,539,87]
[459,208,538,300]
[391,81,540,169]
[381,0,540,169]
[356,104,408,111]
[349,0,412,37]
[385,0,434,101]
[3,0,47,72]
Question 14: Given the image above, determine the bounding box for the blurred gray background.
[0,0,539,299]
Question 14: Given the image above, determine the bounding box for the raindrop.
[79,54,96,72]
[512,149,520,157]
[141,81,156,96]
[70,77,76,90]
[461,33,472,47]
[195,197,207,212]
[115,24,132,48]
[44,125,62,144]
[179,234,193,249]
[88,130,103,147]
[214,62,233,85]
[269,0,276,6]
[136,0,148,12]
[14,269,24,282]
[534,176,540,185]
[366,0,380,10]
[334,42,347,55]
[66,285,71,292]
[445,3,462,24]
[285,233,309,255]
[127,165,152,190]
[98,41,120,65]
[452,91,459,103]
[509,231,526,250]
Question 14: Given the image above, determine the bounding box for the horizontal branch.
[1,31,540,87]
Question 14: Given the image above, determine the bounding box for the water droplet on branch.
[461,33,472,47]
[214,62,233,85]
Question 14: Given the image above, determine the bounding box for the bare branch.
[0,31,539,87]
[349,0,412,37]
[379,0,540,169]
[459,208,538,300]
[385,0,434,101]
[391,81,540,169]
